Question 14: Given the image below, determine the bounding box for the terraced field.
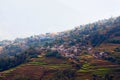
[0,54,120,80]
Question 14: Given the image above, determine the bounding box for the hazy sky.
[0,0,120,40]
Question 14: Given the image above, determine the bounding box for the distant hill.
[0,16,120,80]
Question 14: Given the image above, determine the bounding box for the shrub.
[45,51,62,58]
[108,39,120,44]
[114,47,120,52]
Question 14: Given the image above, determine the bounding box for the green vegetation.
[114,32,120,36]
[45,51,62,58]
[29,62,47,65]
[0,53,27,71]
[0,47,39,71]
[114,47,120,52]
[78,63,120,76]
[78,63,95,72]
[92,74,114,80]
[108,38,120,44]
[90,33,106,47]
[47,64,71,69]
[103,53,120,64]
[93,68,110,75]
[51,69,76,80]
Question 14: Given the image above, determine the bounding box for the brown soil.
[0,64,57,80]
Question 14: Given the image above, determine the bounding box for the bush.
[108,39,120,44]
[114,47,120,52]
[45,51,62,58]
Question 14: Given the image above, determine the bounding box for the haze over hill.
[0,0,120,40]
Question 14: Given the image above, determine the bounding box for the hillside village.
[0,16,120,58]
[0,16,120,80]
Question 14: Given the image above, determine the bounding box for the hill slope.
[0,16,120,80]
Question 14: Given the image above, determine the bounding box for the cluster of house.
[48,42,93,58]
[51,45,80,58]
[93,51,110,58]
